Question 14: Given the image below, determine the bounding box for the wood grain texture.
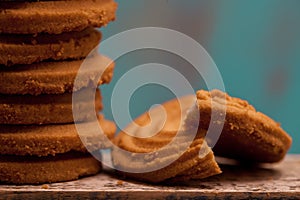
[0,155,299,200]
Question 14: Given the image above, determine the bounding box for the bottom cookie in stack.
[0,152,101,185]
[0,115,116,184]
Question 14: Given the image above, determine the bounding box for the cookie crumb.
[41,184,49,189]
[116,180,123,186]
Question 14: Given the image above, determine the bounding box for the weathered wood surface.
[0,155,299,200]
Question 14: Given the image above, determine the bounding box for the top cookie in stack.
[0,0,117,184]
[0,0,116,35]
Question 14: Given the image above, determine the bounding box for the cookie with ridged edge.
[115,136,221,183]
[112,90,292,183]
[0,152,102,184]
[0,54,114,95]
[0,27,101,66]
[0,88,102,125]
[0,115,116,156]
[191,89,292,163]
[0,0,117,34]
[112,96,221,183]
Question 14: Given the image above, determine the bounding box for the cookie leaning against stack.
[0,0,117,184]
[112,96,222,183]
[195,90,292,163]
[112,90,292,183]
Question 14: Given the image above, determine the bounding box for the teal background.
[100,0,300,153]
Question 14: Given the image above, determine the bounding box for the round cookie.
[0,0,117,34]
[0,54,115,95]
[193,90,292,163]
[0,115,116,156]
[0,152,102,184]
[0,27,101,66]
[114,135,221,183]
[112,90,292,182]
[0,88,102,125]
[112,96,221,183]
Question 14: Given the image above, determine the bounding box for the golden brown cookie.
[112,96,221,183]
[0,54,114,95]
[0,115,116,156]
[192,90,292,163]
[0,27,101,66]
[115,136,221,183]
[0,0,117,34]
[0,88,102,125]
[112,90,292,182]
[0,152,102,184]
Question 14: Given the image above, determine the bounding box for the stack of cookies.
[0,0,117,184]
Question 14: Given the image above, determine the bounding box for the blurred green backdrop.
[100,0,300,153]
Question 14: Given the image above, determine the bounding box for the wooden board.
[0,155,300,199]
